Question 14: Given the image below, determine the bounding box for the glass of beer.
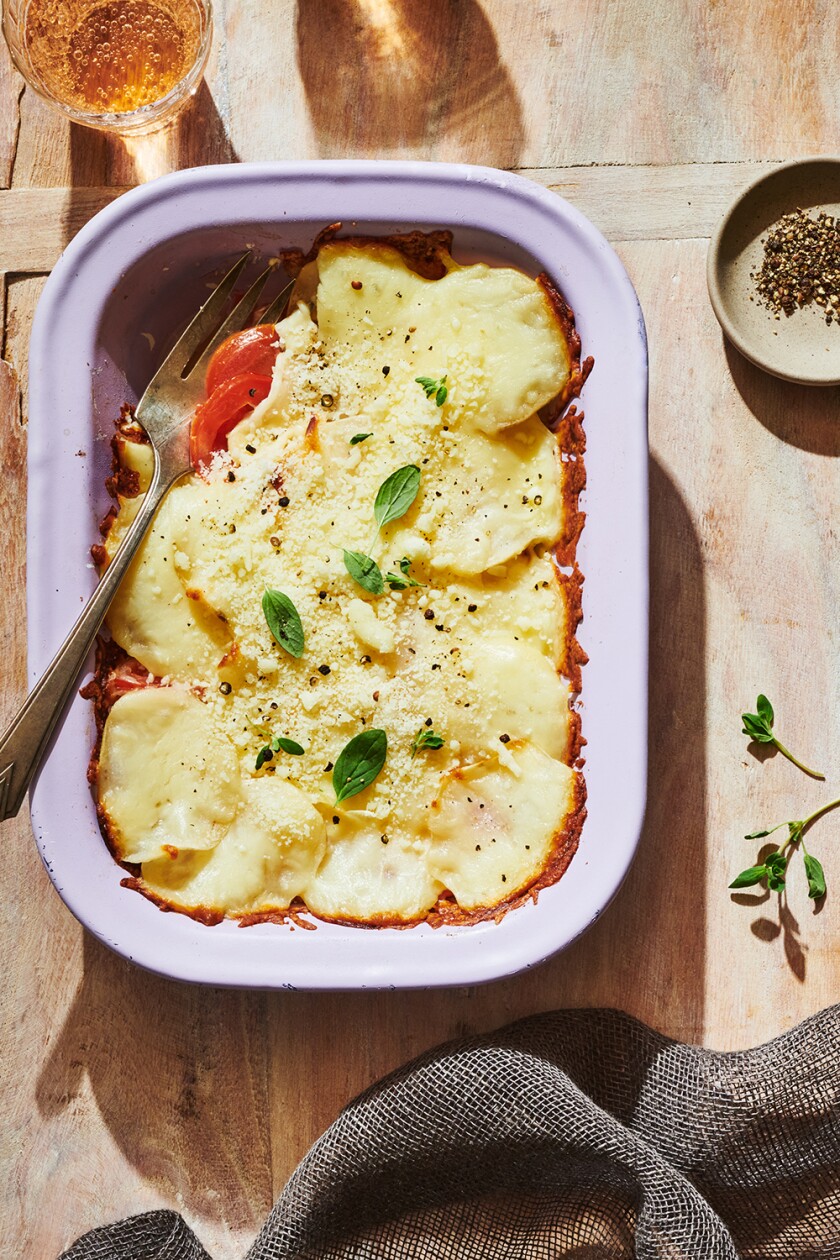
[2,0,213,133]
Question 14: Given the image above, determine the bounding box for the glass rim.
[2,0,214,134]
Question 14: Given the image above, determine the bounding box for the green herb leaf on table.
[411,727,445,758]
[385,556,423,590]
[741,713,775,745]
[350,433,372,445]
[732,795,840,902]
[262,588,305,658]
[741,693,824,778]
[729,864,771,889]
[343,549,385,594]
[374,465,421,530]
[803,851,827,899]
[415,375,448,407]
[756,693,774,725]
[765,851,789,891]
[333,729,388,805]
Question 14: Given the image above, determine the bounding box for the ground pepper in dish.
[752,209,840,324]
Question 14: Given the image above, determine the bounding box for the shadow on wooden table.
[59,80,238,248]
[724,338,840,457]
[35,934,273,1236]
[32,460,708,1228]
[295,0,524,166]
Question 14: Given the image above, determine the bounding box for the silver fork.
[0,254,293,821]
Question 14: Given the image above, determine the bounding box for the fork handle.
[0,460,174,822]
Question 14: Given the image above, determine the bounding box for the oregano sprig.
[741,694,824,779]
[343,467,422,587]
[415,375,448,407]
[255,735,306,770]
[730,796,840,899]
[411,727,445,758]
[385,557,423,590]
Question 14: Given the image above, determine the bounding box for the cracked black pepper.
[752,208,840,325]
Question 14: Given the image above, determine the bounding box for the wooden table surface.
[2,2,840,1255]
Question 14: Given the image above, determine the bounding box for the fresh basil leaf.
[744,828,772,839]
[275,736,305,756]
[333,729,387,804]
[435,381,448,406]
[343,549,384,594]
[255,746,273,770]
[804,852,827,899]
[756,694,774,726]
[262,588,305,658]
[374,465,421,529]
[350,432,372,445]
[766,851,788,874]
[729,864,769,889]
[767,870,787,892]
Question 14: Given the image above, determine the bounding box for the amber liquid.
[23,0,203,114]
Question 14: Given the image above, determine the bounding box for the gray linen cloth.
[61,1006,840,1260]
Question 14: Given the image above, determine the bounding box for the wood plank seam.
[7,77,24,190]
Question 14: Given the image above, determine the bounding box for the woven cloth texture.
[62,1005,840,1260]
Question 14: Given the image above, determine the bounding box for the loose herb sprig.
[344,550,423,595]
[741,694,824,779]
[350,432,372,446]
[730,796,840,899]
[255,735,306,770]
[415,375,448,407]
[385,557,422,590]
[411,727,445,758]
[333,729,387,805]
[343,469,422,594]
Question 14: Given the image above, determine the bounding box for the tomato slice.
[190,372,272,468]
[205,325,279,395]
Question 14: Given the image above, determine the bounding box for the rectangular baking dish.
[27,161,648,989]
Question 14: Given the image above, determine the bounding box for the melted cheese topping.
[96,241,581,923]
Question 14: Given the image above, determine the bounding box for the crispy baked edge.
[86,234,590,930]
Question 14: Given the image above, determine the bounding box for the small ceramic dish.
[27,161,648,989]
[708,155,840,385]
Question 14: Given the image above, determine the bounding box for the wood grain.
[3,1,840,1256]
[7,0,840,188]
[3,273,46,427]
[0,38,23,188]
[0,163,783,276]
